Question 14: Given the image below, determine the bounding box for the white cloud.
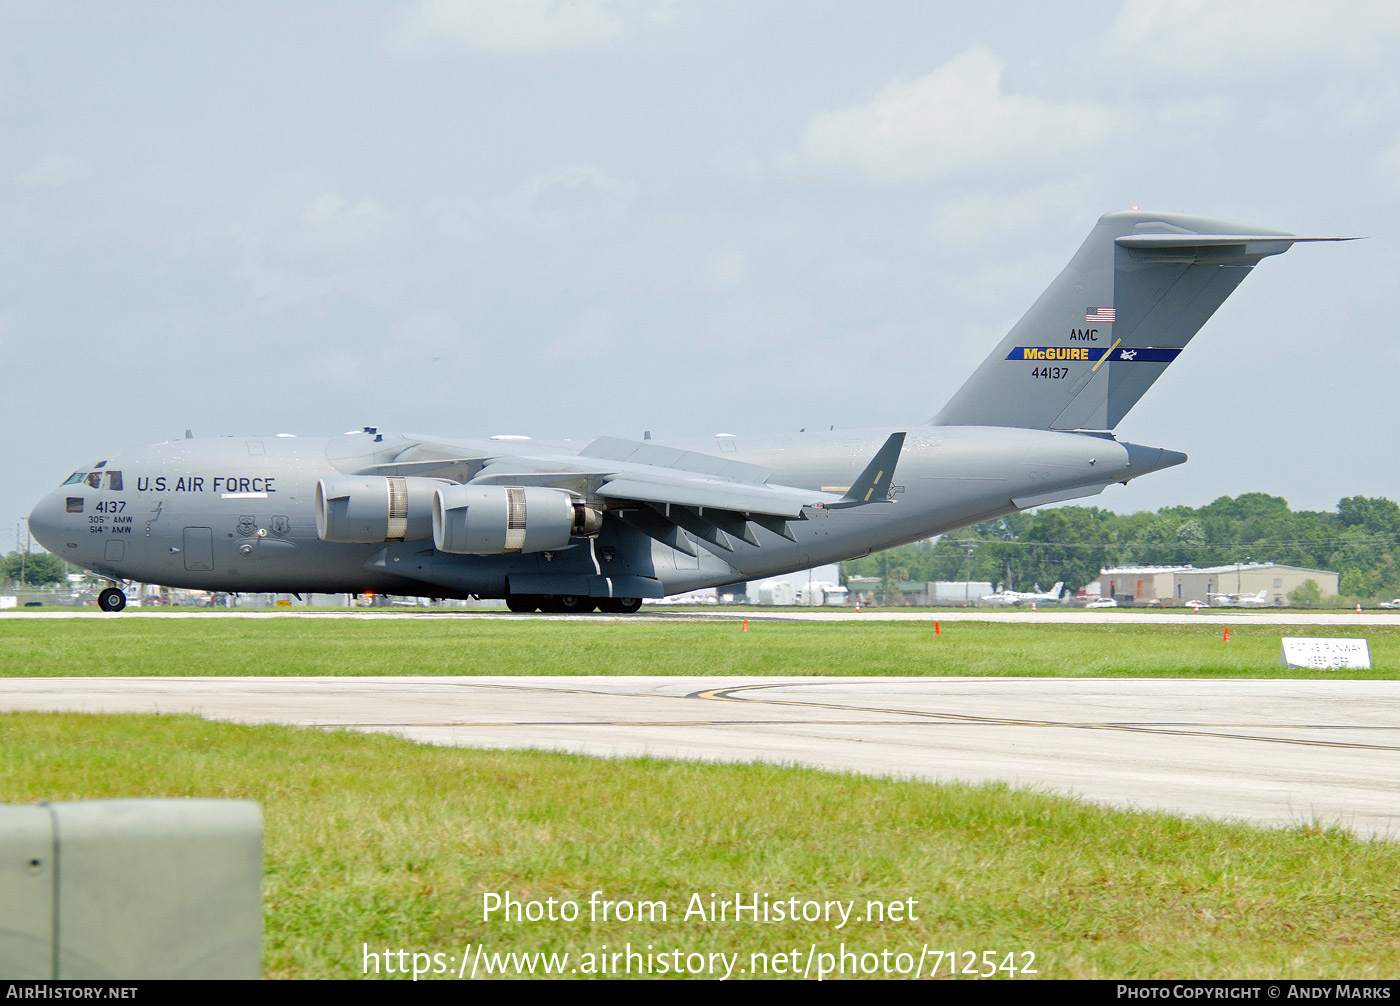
[798,46,1121,184]
[1377,134,1400,186]
[541,307,618,360]
[517,164,635,222]
[308,310,473,396]
[391,0,677,54]
[709,249,746,288]
[303,192,386,227]
[16,153,91,186]
[1154,98,1227,126]
[928,182,1089,250]
[1109,0,1400,77]
[227,193,404,313]
[288,192,394,258]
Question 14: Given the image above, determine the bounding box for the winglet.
[827,432,905,509]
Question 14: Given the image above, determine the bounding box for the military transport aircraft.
[27,211,1348,613]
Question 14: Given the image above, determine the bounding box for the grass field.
[4,617,1395,979]
[1,618,1396,678]
[4,712,1399,980]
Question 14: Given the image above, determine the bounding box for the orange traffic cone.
[742,619,748,632]
[1357,603,1363,614]
[1223,627,1230,642]
[1031,600,1037,612]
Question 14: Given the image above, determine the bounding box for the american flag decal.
[1086,306,1116,324]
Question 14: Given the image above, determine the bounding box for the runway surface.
[3,675,1397,839]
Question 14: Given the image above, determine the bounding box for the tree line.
[1,551,69,587]
[842,494,1400,600]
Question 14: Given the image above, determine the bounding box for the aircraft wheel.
[98,588,127,613]
[505,595,538,613]
[598,597,642,614]
[554,594,595,613]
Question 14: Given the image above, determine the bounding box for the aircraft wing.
[589,432,906,521]
[363,431,906,556]
[465,453,846,518]
[491,432,903,554]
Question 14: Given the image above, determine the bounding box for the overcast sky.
[5,1,1400,548]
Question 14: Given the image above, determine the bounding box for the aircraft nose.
[27,493,67,555]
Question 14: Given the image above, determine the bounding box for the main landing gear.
[504,594,642,614]
[98,587,127,612]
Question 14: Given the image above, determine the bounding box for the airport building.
[1097,562,1338,606]
[1172,563,1338,607]
[1098,566,1194,604]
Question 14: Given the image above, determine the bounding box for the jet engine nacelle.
[432,484,601,555]
[315,475,445,543]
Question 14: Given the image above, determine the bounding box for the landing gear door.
[183,527,214,572]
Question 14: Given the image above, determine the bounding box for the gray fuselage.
[28,426,1182,600]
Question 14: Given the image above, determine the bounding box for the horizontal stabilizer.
[1116,234,1360,252]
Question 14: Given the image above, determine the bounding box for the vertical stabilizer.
[931,211,1346,431]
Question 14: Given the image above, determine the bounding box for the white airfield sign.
[1280,637,1371,670]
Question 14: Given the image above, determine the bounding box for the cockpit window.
[86,472,102,489]
[106,471,123,491]
[63,472,86,486]
[93,460,107,469]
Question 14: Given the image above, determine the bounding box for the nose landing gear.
[98,587,127,612]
